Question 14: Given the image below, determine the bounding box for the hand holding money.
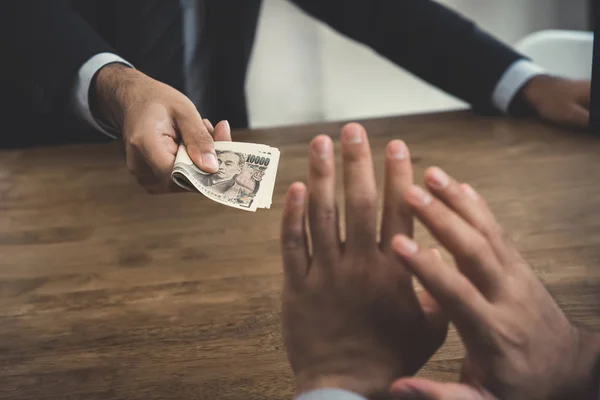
[172,142,280,212]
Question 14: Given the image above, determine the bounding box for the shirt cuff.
[71,52,134,139]
[491,59,546,114]
[295,389,367,400]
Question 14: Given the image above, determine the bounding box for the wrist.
[90,63,142,132]
[518,74,555,117]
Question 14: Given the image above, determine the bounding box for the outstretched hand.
[93,63,232,194]
[280,124,447,397]
[390,167,600,400]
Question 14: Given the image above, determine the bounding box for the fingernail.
[313,136,331,160]
[224,120,231,132]
[344,126,363,144]
[291,185,306,205]
[389,140,407,160]
[202,152,218,170]
[406,186,432,206]
[427,167,449,190]
[432,248,442,260]
[393,235,419,256]
[203,119,214,130]
[461,183,479,201]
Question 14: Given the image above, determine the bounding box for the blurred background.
[246,0,591,128]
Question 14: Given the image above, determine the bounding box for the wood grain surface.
[1,111,599,399]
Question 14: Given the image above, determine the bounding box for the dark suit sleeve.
[0,0,115,117]
[291,0,526,113]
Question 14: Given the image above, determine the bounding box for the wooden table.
[1,111,600,400]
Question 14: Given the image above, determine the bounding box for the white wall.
[246,0,589,128]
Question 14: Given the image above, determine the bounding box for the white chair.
[515,29,594,80]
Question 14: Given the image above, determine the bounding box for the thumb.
[391,378,491,400]
[174,105,218,173]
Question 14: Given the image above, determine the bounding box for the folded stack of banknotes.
[172,142,280,212]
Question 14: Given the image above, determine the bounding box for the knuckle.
[463,238,492,261]
[538,104,556,121]
[492,318,529,349]
[472,220,502,241]
[345,150,370,165]
[183,128,212,148]
[498,228,515,247]
[313,205,337,224]
[126,133,144,151]
[348,194,377,212]
[192,126,213,142]
[282,231,305,252]
[178,96,197,111]
[309,161,333,179]
[281,232,304,252]
[565,106,584,124]
[169,95,194,112]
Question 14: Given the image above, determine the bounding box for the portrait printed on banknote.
[199,150,270,209]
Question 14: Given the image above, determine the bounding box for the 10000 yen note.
[171,142,280,212]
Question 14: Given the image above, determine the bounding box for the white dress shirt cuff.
[491,59,546,114]
[295,389,367,400]
[71,52,134,139]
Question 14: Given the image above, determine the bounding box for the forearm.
[291,0,524,112]
[90,63,143,133]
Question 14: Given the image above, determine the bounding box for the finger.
[308,135,341,263]
[423,167,515,265]
[341,123,378,250]
[125,155,160,194]
[212,120,232,142]
[131,161,187,194]
[134,143,192,195]
[281,182,310,286]
[564,104,589,129]
[573,80,591,107]
[416,249,445,322]
[392,235,493,331]
[380,140,413,251]
[417,284,447,332]
[137,132,180,187]
[404,185,504,296]
[203,119,214,134]
[391,378,492,400]
[126,144,156,179]
[174,104,218,173]
[127,137,178,191]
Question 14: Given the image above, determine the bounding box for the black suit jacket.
[0,0,524,148]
